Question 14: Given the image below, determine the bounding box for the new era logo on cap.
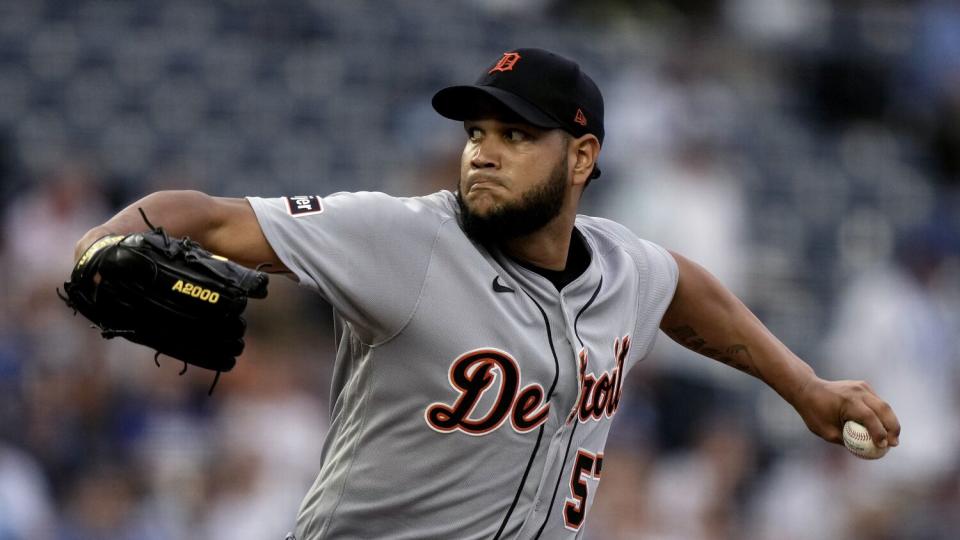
[574,108,587,126]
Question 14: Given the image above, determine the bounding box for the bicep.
[204,197,289,272]
[660,250,736,332]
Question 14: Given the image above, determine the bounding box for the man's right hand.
[792,376,901,450]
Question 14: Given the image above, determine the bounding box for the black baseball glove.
[59,210,269,393]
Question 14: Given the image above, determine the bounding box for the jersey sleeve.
[631,238,680,359]
[247,192,446,344]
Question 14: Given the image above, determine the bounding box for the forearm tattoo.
[664,325,758,377]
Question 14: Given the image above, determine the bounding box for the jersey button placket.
[557,296,584,424]
[559,295,582,358]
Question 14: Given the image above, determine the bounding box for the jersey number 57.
[563,449,603,531]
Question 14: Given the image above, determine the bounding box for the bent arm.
[75,190,287,271]
[660,251,900,448]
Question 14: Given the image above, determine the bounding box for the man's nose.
[470,139,500,169]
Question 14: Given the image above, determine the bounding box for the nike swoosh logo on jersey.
[492,276,515,293]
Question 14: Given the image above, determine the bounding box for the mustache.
[465,173,506,190]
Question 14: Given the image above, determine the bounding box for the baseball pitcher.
[67,48,900,539]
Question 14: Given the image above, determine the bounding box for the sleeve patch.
[285,196,324,217]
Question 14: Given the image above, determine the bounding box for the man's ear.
[570,134,601,186]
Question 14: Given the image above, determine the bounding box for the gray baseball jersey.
[247,190,678,539]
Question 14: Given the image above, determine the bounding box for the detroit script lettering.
[426,336,631,436]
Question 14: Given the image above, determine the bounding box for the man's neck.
[501,211,576,271]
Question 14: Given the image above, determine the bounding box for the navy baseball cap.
[433,48,604,178]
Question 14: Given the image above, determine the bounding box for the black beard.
[457,158,568,245]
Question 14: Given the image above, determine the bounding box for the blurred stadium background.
[0,0,958,538]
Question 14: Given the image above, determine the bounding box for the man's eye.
[466,127,482,140]
[506,129,527,142]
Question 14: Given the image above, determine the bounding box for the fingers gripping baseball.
[862,391,901,446]
[795,378,900,449]
[842,395,888,448]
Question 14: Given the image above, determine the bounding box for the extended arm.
[660,251,900,448]
[74,190,287,272]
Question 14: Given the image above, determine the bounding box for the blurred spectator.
[0,131,12,240]
[0,443,55,539]
[725,0,830,47]
[196,282,330,539]
[2,159,108,290]
[197,343,328,540]
[930,88,960,185]
[824,223,960,534]
[605,135,747,294]
[584,445,654,539]
[57,461,168,540]
[907,0,960,106]
[747,446,851,540]
[904,0,960,185]
[634,418,755,540]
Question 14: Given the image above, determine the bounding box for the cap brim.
[432,85,561,129]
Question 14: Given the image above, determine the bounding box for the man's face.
[456,112,571,243]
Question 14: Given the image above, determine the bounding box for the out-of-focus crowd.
[1,1,959,538]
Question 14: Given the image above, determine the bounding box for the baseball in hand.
[842,420,888,460]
